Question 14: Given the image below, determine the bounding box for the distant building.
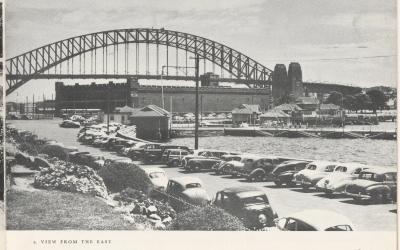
[259,110,291,125]
[317,103,341,117]
[295,96,320,111]
[55,77,272,115]
[272,103,303,115]
[231,104,261,125]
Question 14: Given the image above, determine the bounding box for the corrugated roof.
[130,105,170,117]
[260,110,290,118]
[296,96,320,105]
[115,105,137,113]
[273,103,303,112]
[319,103,340,110]
[241,104,261,113]
[232,104,261,114]
[232,108,253,114]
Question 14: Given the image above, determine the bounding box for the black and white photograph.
[2,0,397,244]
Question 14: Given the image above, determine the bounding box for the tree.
[343,95,357,111]
[325,91,343,106]
[354,93,372,113]
[366,89,388,113]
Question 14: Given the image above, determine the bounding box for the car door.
[383,173,397,198]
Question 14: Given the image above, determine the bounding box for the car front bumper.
[342,192,371,199]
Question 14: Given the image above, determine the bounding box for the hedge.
[169,206,246,231]
[40,144,69,161]
[98,161,153,193]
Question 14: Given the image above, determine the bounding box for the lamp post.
[194,54,200,150]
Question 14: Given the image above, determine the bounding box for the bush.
[98,161,153,193]
[40,144,69,161]
[169,206,246,231]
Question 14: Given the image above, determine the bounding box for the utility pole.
[194,54,200,149]
[107,82,111,134]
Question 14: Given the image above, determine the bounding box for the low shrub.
[169,206,246,231]
[40,144,69,161]
[98,161,153,193]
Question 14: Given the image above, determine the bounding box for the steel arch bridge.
[5,28,273,95]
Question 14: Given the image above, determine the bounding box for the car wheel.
[274,181,282,187]
[302,185,310,191]
[255,173,265,182]
[370,192,384,204]
[171,160,179,168]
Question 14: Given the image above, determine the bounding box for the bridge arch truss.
[6,28,273,95]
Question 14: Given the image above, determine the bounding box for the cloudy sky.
[5,0,397,101]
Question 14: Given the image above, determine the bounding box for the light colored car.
[293,161,337,190]
[165,177,210,208]
[274,209,355,231]
[315,163,370,195]
[143,167,168,191]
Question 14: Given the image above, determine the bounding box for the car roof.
[221,186,264,194]
[287,209,354,230]
[360,166,397,175]
[143,167,165,174]
[170,176,203,186]
[280,160,309,165]
[334,162,369,171]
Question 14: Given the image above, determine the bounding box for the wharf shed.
[129,105,171,140]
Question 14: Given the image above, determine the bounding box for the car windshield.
[185,183,202,189]
[307,164,317,170]
[241,195,268,205]
[359,172,383,182]
[325,165,336,172]
[149,172,165,179]
[334,166,347,172]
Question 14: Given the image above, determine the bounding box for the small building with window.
[231,104,261,125]
[101,105,137,125]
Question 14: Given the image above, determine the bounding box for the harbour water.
[167,136,397,166]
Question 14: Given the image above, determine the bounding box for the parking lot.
[9,119,398,231]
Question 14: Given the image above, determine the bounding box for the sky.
[5,0,398,102]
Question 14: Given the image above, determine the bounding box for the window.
[307,164,317,170]
[186,183,202,189]
[384,173,395,181]
[110,115,114,121]
[325,165,336,172]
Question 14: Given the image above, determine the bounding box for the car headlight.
[258,214,267,224]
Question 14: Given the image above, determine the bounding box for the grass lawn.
[7,189,147,230]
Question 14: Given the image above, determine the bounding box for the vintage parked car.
[165,149,190,167]
[184,150,230,172]
[270,160,311,187]
[343,167,397,203]
[274,209,355,231]
[315,163,369,195]
[59,120,80,128]
[213,186,278,229]
[68,151,105,170]
[293,161,337,190]
[165,177,210,208]
[212,154,244,174]
[143,167,169,191]
[127,142,154,160]
[143,145,190,164]
[234,156,288,182]
[181,150,229,169]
